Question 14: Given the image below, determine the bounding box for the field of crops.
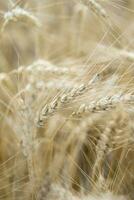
[0,0,134,199]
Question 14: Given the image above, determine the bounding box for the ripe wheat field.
[0,0,134,199]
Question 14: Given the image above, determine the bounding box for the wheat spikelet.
[37,73,101,126]
[72,93,134,116]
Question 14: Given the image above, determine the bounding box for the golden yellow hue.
[0,0,134,199]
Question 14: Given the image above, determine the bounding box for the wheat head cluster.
[0,0,134,199]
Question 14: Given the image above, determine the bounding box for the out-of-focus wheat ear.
[26,59,79,77]
[37,172,52,200]
[71,3,88,55]
[37,172,79,200]
[69,115,102,192]
[1,6,41,32]
[96,109,134,197]
[82,0,110,24]
[91,118,117,186]
[82,0,128,47]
